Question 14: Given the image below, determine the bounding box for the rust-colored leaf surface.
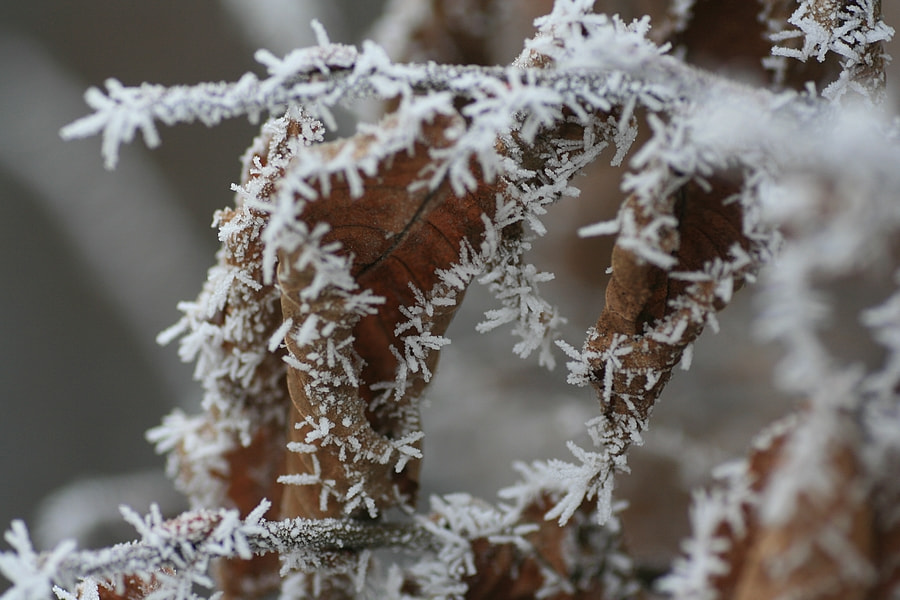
[461,496,631,599]
[278,112,502,520]
[712,416,875,600]
[678,411,900,600]
[188,119,300,598]
[304,119,499,410]
[588,176,751,427]
[671,0,772,77]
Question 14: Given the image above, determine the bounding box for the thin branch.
[57,18,756,171]
[2,501,434,599]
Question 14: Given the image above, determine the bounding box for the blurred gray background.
[0,0,897,583]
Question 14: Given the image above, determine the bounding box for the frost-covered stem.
[61,28,791,171]
[4,504,434,598]
[67,521,424,581]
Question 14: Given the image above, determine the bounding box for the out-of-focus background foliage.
[0,0,897,580]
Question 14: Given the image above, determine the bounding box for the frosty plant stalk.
[3,1,900,599]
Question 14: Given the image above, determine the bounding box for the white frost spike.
[578,217,620,238]
[279,454,323,487]
[680,343,694,371]
[310,19,330,47]
[0,520,76,600]
[393,431,425,473]
[556,339,592,387]
[294,314,320,348]
[268,317,294,352]
[657,461,753,599]
[54,581,100,600]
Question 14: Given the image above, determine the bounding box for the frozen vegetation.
[2,0,900,598]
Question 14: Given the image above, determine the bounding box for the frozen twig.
[1,501,432,600]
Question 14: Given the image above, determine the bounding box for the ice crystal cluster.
[3,0,900,599]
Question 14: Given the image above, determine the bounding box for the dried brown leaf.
[733,431,874,599]
[588,176,750,429]
[684,414,881,599]
[462,496,634,600]
[671,0,772,78]
[278,112,501,519]
[198,117,313,598]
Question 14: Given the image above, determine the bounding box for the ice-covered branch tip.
[54,62,625,171]
[0,501,433,600]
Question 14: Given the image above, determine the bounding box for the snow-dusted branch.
[58,14,773,172]
[0,501,432,600]
[58,9,894,207]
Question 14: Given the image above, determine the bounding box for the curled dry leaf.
[670,0,773,76]
[673,411,891,600]
[587,176,751,439]
[179,117,313,597]
[278,112,502,520]
[429,495,634,600]
[732,440,874,600]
